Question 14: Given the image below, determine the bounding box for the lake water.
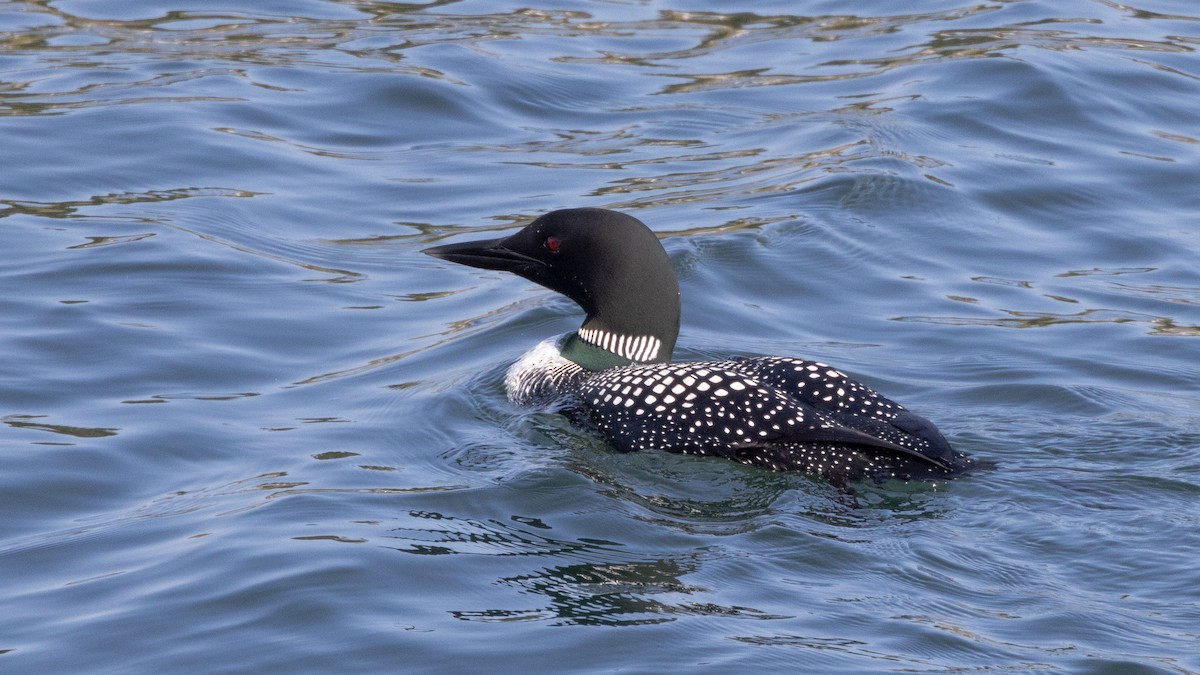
[2,0,1199,671]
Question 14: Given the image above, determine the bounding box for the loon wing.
[787,421,952,470]
[720,356,956,465]
[576,361,952,471]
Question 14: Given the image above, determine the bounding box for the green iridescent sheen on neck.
[560,332,635,371]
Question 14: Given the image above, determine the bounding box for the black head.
[424,208,681,367]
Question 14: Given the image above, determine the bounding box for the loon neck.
[560,332,635,370]
[564,252,681,370]
[561,313,678,371]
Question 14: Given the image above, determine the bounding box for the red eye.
[545,236,561,253]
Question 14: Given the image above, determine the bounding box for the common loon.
[425,208,979,484]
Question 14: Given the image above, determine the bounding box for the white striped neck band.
[578,327,662,363]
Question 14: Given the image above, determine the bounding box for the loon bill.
[424,207,983,484]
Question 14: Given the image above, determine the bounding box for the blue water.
[3,0,1199,671]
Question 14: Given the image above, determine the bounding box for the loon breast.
[505,336,584,409]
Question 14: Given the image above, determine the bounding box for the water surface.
[2,0,1199,671]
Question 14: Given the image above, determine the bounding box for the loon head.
[424,208,681,369]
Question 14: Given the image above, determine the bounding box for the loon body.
[425,208,977,484]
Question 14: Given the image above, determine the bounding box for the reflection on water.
[0,188,257,219]
[897,306,1200,334]
[2,414,118,439]
[387,510,606,557]
[894,265,1200,335]
[457,558,751,627]
[389,509,790,626]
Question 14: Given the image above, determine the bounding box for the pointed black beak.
[423,236,542,275]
